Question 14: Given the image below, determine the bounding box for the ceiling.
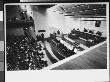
[31,5,55,12]
[36,5,55,8]
[53,4,106,18]
[30,4,106,18]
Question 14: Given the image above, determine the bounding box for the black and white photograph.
[5,3,109,71]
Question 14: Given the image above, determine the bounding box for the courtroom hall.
[6,3,108,70]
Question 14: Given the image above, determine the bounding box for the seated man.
[89,30,94,34]
[96,31,102,36]
[83,28,88,32]
[71,28,76,34]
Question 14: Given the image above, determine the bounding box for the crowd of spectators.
[36,33,44,42]
[6,35,48,71]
